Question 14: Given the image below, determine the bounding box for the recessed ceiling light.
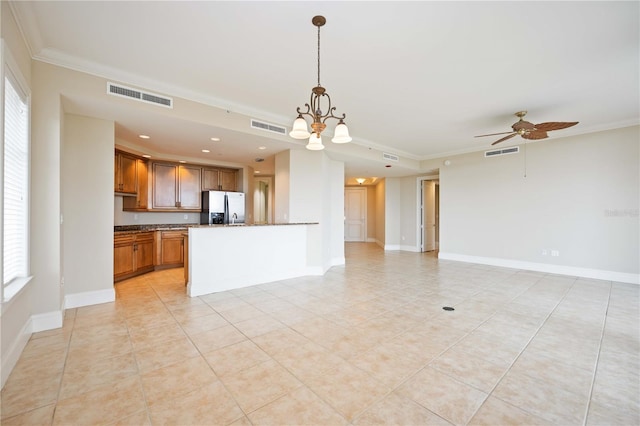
[142,154,151,158]
[210,137,220,141]
[258,146,267,150]
[202,149,210,153]
[179,160,187,163]
[255,170,261,174]
[139,135,150,139]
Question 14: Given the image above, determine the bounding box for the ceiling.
[9,1,639,182]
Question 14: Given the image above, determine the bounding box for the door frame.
[415,174,439,252]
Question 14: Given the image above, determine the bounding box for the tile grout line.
[581,280,613,426]
[464,273,577,424]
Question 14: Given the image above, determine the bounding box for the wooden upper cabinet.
[179,165,202,209]
[202,167,238,192]
[202,168,220,191]
[123,158,149,211]
[219,169,237,192]
[115,150,138,194]
[152,162,178,209]
[151,162,202,210]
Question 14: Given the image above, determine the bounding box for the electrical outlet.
[134,214,138,220]
[551,250,560,257]
[541,249,548,256]
[184,214,188,220]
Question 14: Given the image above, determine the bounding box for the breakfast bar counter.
[186,223,321,297]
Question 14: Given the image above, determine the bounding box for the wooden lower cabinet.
[156,230,185,268]
[114,232,155,282]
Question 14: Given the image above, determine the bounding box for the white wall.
[375,179,386,246]
[274,150,290,223]
[62,114,115,307]
[383,178,402,250]
[327,157,345,266]
[438,126,639,282]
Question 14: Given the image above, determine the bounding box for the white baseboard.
[400,244,421,253]
[331,256,346,267]
[31,310,63,333]
[438,252,640,284]
[1,317,32,389]
[64,288,115,309]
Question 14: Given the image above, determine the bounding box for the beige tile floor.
[2,242,638,425]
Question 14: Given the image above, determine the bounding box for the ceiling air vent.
[484,146,520,158]
[382,152,399,162]
[107,82,173,108]
[251,119,287,135]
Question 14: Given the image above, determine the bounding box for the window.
[2,51,31,302]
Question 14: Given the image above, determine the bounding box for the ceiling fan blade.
[522,130,548,140]
[534,121,579,132]
[491,133,517,145]
[474,131,514,138]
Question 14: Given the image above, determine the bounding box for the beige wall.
[62,114,115,301]
[438,126,639,280]
[1,0,35,388]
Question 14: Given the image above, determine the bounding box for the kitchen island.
[186,223,322,297]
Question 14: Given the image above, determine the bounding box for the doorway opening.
[253,176,273,224]
[419,177,440,252]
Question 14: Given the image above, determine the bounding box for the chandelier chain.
[317,24,321,87]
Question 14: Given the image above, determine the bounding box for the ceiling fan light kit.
[475,111,578,146]
[290,16,352,150]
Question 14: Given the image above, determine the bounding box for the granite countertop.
[114,222,318,235]
[114,224,197,235]
[189,222,319,229]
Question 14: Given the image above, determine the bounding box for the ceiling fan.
[475,111,579,145]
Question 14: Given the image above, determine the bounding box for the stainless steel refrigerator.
[200,191,245,225]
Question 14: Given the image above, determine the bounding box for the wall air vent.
[107,82,173,108]
[382,152,400,162]
[484,146,520,158]
[250,119,287,135]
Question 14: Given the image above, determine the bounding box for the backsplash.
[114,196,200,226]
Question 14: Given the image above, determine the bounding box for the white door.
[345,187,366,241]
[422,181,436,251]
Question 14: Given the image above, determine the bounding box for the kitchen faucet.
[231,212,237,224]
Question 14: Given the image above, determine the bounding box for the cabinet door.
[135,233,155,271]
[178,165,202,209]
[161,236,184,265]
[202,168,221,191]
[219,169,237,192]
[122,159,149,211]
[136,159,149,209]
[153,163,178,209]
[114,237,135,278]
[119,153,138,194]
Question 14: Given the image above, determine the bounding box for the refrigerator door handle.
[223,194,229,224]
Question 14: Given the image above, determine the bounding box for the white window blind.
[3,72,29,288]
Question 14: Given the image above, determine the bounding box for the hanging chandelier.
[289,15,352,151]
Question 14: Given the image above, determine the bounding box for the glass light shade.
[356,178,366,184]
[306,133,325,150]
[331,122,352,143]
[289,117,311,139]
